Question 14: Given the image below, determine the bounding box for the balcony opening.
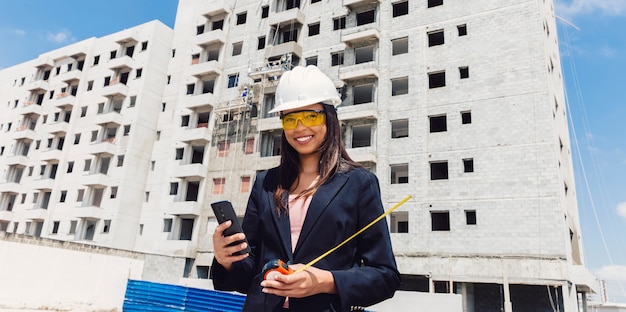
[285,0,300,10]
[431,211,450,231]
[191,145,205,164]
[391,77,409,96]
[260,131,282,157]
[428,30,444,47]
[49,163,58,179]
[119,72,130,85]
[179,218,194,241]
[202,79,215,94]
[356,9,375,26]
[392,37,409,55]
[355,45,374,64]
[390,211,409,233]
[430,161,448,180]
[186,181,200,201]
[206,45,221,61]
[390,163,409,184]
[212,20,224,31]
[98,157,111,175]
[198,112,210,126]
[40,192,51,209]
[353,83,374,105]
[125,45,135,57]
[392,1,409,17]
[56,136,65,150]
[351,124,371,148]
[429,115,447,132]
[91,188,104,207]
[391,119,409,138]
[428,71,446,88]
[82,220,97,240]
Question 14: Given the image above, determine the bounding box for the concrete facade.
[0,0,596,310]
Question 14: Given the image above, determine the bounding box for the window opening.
[430,161,448,180]
[428,71,446,88]
[463,158,474,173]
[392,37,409,55]
[353,84,373,105]
[309,23,320,36]
[236,12,247,25]
[391,77,409,96]
[390,164,409,184]
[431,211,450,231]
[393,1,409,17]
[356,10,375,26]
[333,16,346,30]
[465,210,477,225]
[428,0,444,8]
[391,119,409,138]
[459,66,469,79]
[429,115,447,132]
[457,24,467,36]
[461,111,472,124]
[351,125,371,148]
[428,30,444,46]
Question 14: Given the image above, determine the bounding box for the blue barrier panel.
[123,279,246,312]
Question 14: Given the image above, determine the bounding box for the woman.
[211,65,401,312]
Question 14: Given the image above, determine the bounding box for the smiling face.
[282,103,327,158]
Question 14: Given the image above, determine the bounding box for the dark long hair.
[273,104,361,213]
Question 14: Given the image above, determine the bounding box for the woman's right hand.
[212,220,249,271]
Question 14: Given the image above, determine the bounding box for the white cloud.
[46,30,74,44]
[594,265,626,282]
[13,29,26,36]
[617,202,626,220]
[556,0,626,18]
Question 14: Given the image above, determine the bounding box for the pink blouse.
[288,194,313,252]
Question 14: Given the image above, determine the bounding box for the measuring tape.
[263,195,412,279]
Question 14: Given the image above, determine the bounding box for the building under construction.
[0,0,596,310]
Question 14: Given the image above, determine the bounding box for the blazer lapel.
[293,173,349,255]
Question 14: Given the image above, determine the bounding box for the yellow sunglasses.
[280,110,326,130]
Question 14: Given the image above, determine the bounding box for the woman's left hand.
[260,264,337,298]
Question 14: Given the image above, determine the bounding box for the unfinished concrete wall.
[0,232,184,311]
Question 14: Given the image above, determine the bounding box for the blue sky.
[1,0,625,303]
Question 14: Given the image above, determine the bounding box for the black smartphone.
[211,200,251,256]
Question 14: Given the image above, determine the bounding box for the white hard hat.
[269,65,341,114]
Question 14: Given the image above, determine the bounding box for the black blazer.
[211,167,401,312]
